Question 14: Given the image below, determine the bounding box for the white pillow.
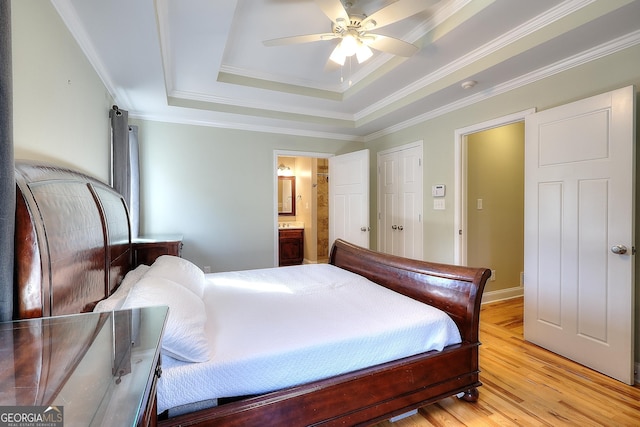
[122,276,210,363]
[144,256,205,298]
[94,265,150,312]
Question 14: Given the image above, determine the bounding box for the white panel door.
[329,149,370,248]
[379,151,399,254]
[377,144,423,259]
[524,86,635,384]
[399,146,423,259]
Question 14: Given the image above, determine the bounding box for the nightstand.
[133,234,183,267]
[0,306,168,427]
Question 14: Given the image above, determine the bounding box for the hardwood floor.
[374,297,640,426]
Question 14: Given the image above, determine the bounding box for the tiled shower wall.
[317,159,329,261]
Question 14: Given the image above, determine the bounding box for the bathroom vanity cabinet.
[278,228,304,266]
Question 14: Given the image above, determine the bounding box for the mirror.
[278,176,296,216]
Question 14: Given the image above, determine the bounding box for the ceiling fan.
[263,0,435,66]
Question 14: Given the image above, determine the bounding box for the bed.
[13,160,490,426]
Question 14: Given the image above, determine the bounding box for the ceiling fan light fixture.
[340,34,358,56]
[356,43,373,63]
[329,44,347,65]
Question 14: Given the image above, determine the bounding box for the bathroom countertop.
[278,221,304,229]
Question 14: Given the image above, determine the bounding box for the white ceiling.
[52,0,640,141]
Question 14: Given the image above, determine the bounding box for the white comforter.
[157,264,461,413]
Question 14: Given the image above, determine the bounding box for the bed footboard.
[330,239,490,344]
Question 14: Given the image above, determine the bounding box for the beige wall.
[466,123,525,294]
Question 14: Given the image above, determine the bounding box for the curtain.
[128,125,140,237]
[0,0,15,321]
[110,106,140,238]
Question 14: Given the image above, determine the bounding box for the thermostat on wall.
[432,184,445,197]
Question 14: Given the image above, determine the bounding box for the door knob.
[391,225,398,230]
[360,226,370,232]
[611,245,628,255]
[398,225,404,231]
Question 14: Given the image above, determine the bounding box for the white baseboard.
[481,285,524,304]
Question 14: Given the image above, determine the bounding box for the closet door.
[378,143,423,259]
[379,151,399,255]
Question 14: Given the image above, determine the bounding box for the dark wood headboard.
[14,161,133,319]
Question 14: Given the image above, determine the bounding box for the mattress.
[157,263,462,413]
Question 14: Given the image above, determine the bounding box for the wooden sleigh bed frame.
[13,160,490,426]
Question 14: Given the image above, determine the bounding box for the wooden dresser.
[0,306,168,427]
[133,234,183,267]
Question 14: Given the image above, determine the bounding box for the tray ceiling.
[52,0,640,141]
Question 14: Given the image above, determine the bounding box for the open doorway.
[274,152,331,266]
[454,109,533,302]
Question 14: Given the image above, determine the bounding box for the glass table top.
[0,306,168,427]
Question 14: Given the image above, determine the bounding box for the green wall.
[11,0,112,181]
[131,119,358,271]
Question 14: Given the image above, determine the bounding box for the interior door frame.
[453,109,535,268]
[273,150,333,267]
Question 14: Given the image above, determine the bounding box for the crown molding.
[50,0,132,107]
[357,0,596,121]
[168,89,354,123]
[365,28,640,141]
[128,110,364,143]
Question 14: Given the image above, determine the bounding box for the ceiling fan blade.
[263,33,337,47]
[367,34,418,57]
[314,0,349,24]
[362,0,435,29]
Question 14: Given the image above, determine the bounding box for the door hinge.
[633,246,637,255]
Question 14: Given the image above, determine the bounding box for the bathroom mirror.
[278,176,296,216]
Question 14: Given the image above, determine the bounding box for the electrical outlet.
[203,266,211,273]
[490,270,496,281]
